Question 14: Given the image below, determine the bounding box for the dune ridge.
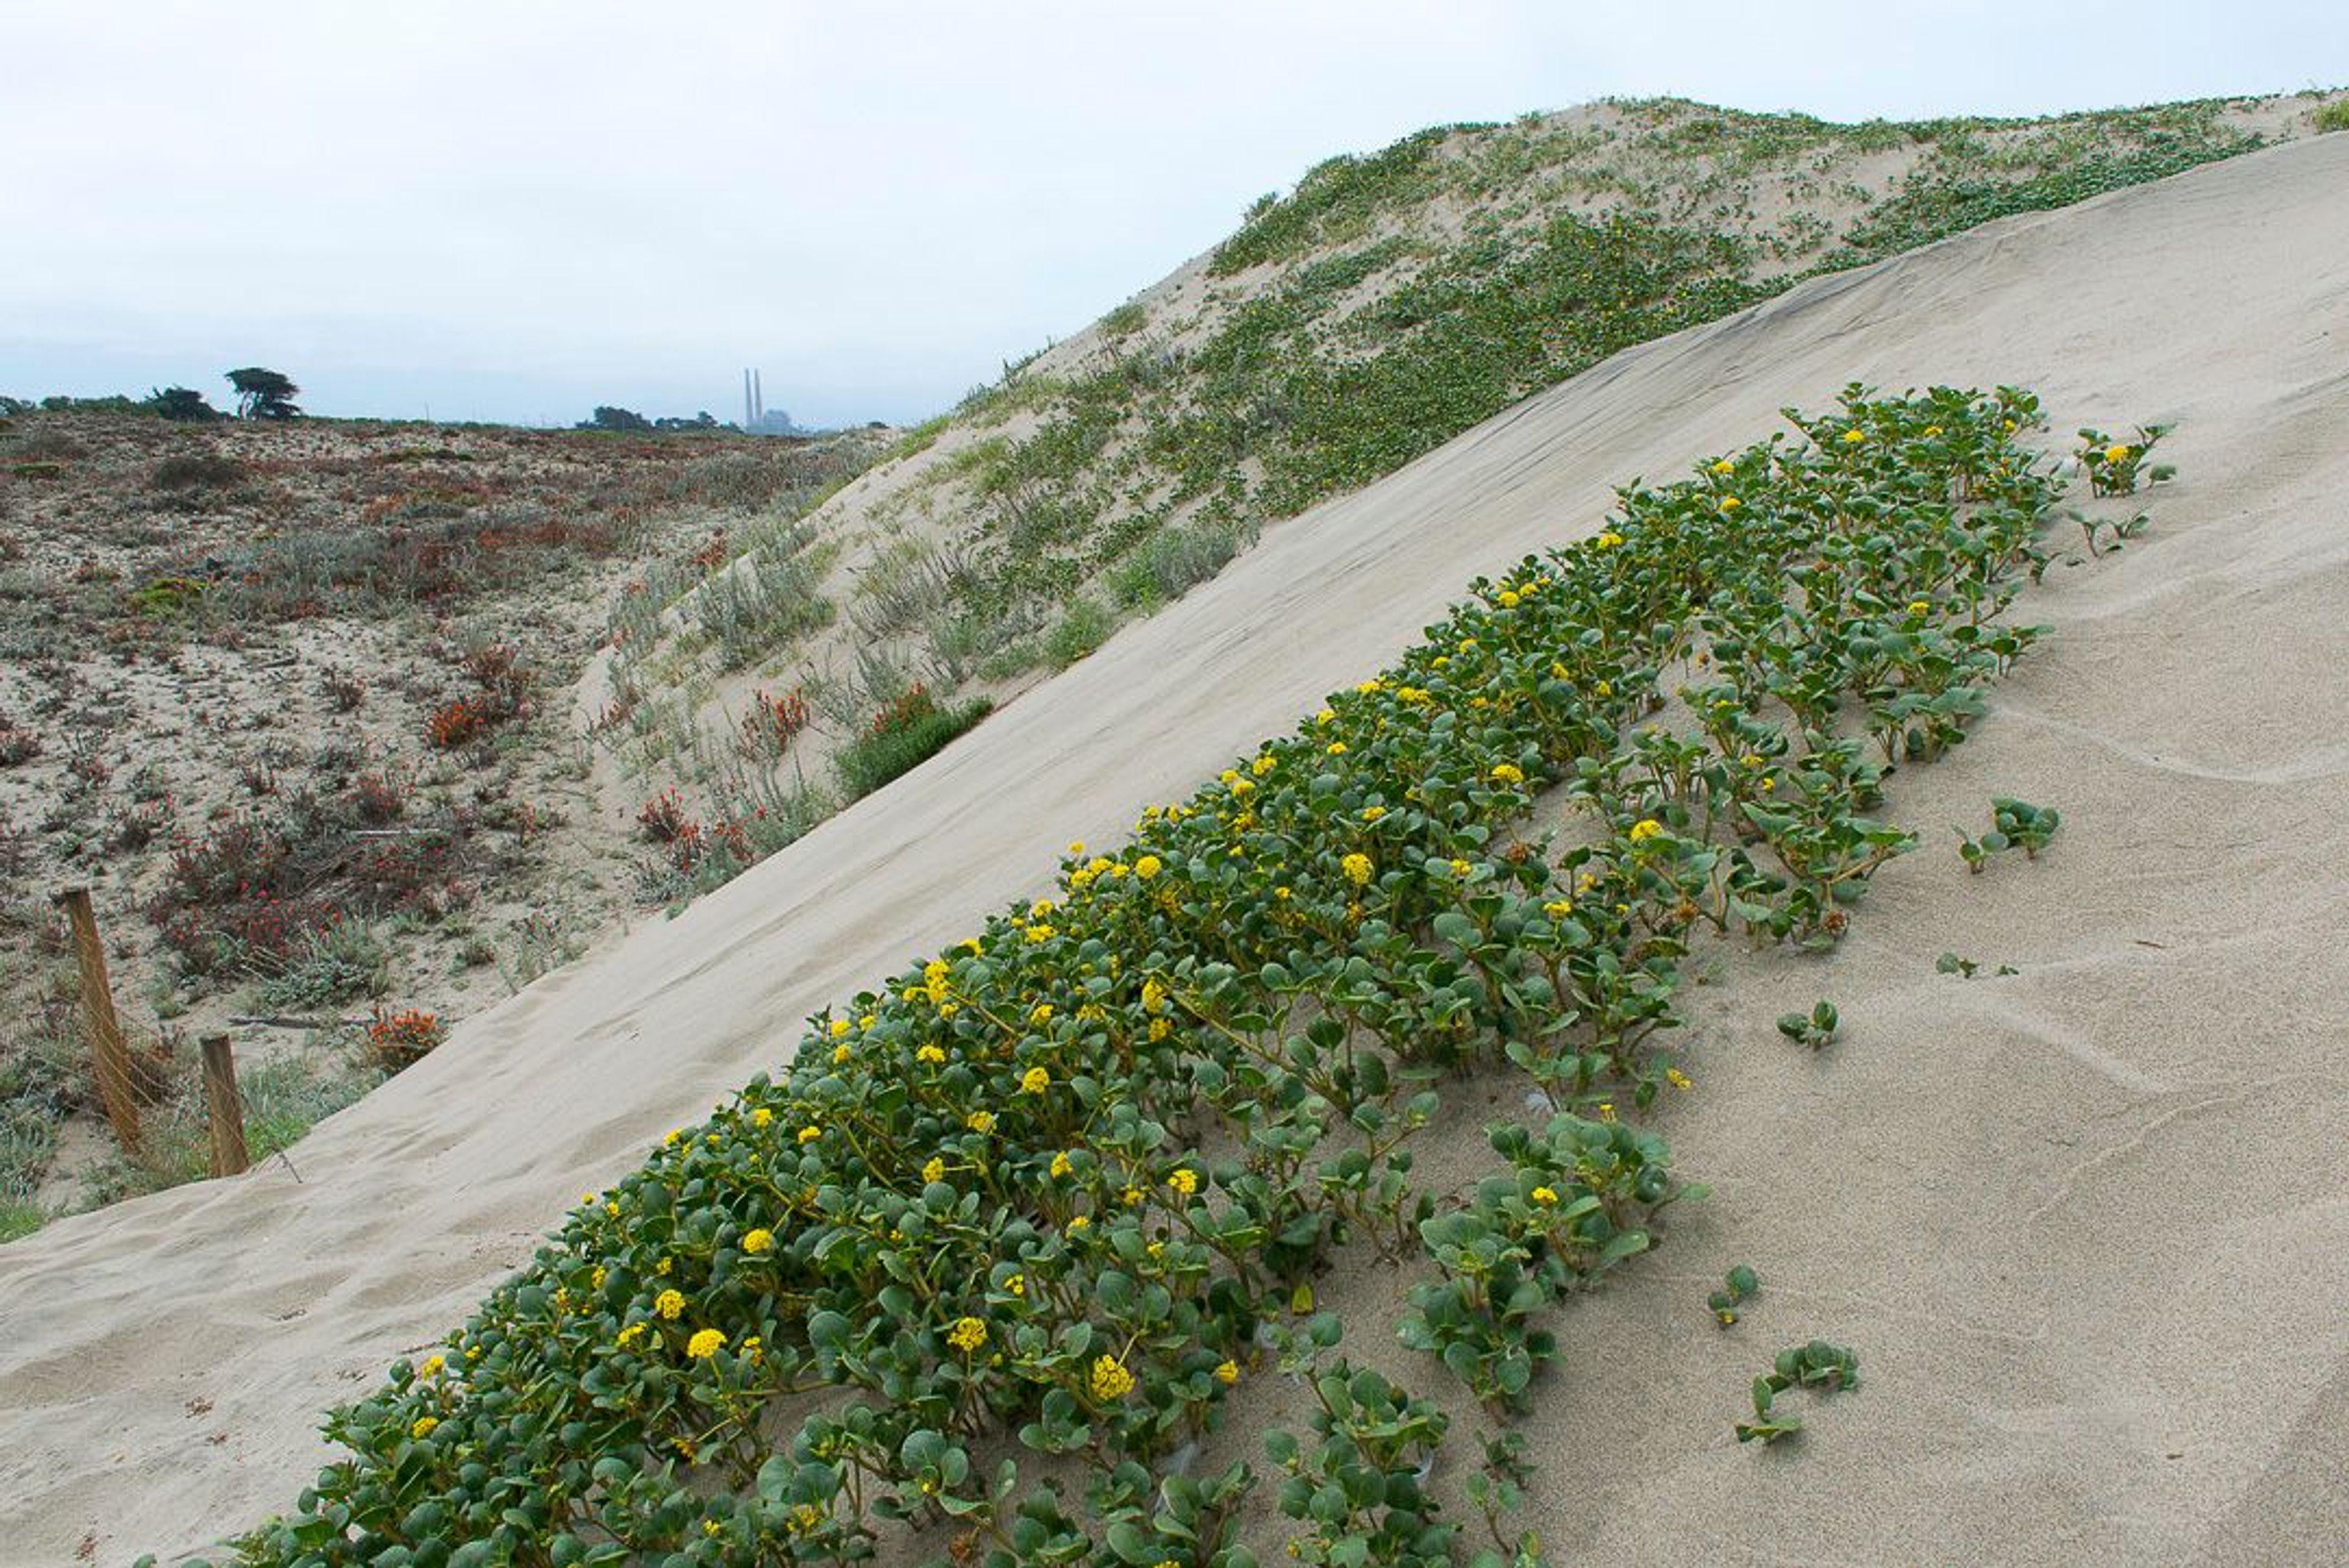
[3,131,2347,1566]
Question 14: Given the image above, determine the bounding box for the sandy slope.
[6,133,2348,1567]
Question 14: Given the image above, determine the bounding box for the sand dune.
[5,131,2347,1567]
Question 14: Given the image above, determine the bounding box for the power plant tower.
[743,369,754,429]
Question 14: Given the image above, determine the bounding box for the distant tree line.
[1,368,303,423]
[577,405,724,433]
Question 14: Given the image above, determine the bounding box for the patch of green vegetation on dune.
[918,94,2276,655]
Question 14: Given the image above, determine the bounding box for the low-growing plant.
[1265,1362,1458,1568]
[2076,424,2173,497]
[1956,796,2060,870]
[1708,1263,1762,1326]
[1935,952,2019,980]
[1401,1115,1688,1413]
[1735,1339,1861,1444]
[1775,999,1839,1050]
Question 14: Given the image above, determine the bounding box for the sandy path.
[4,131,2347,1567]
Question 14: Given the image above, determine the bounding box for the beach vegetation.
[197,388,2122,1567]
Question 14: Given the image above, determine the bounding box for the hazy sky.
[4,2,2341,427]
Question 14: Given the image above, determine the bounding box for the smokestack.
[754,369,764,424]
[743,369,753,429]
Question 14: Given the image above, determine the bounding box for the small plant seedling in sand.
[2073,506,2150,557]
[1937,952,2020,980]
[2077,424,2173,497]
[1776,999,1839,1050]
[1709,1263,1762,1326]
[1956,796,2059,870]
[1736,1339,1861,1445]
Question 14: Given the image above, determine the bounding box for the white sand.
[6,132,2347,1567]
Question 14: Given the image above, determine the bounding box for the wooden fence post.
[201,1034,250,1177]
[51,887,139,1154]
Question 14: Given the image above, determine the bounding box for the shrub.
[150,451,247,493]
[364,1008,446,1071]
[2317,100,2349,133]
[1108,520,1248,608]
[425,697,490,750]
[833,684,993,799]
[1042,596,1111,667]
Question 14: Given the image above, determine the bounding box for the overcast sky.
[4,2,2341,427]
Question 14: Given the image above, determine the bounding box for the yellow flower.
[798,1125,823,1144]
[1595,530,1625,549]
[2105,442,2129,464]
[616,1322,646,1348]
[967,1111,997,1134]
[605,1200,621,1217]
[1666,1068,1694,1090]
[1067,840,1085,855]
[948,1317,988,1353]
[1924,424,1943,437]
[1628,819,1664,843]
[831,1043,852,1065]
[1122,1186,1144,1207]
[1490,762,1524,785]
[1326,741,1347,756]
[1530,1186,1559,1206]
[1067,1214,1090,1232]
[1089,1354,1136,1402]
[1497,589,1520,609]
[859,1013,875,1030]
[1025,924,1055,943]
[743,1228,774,1254]
[410,1416,439,1440]
[1029,1002,1055,1024]
[417,1355,445,1379]
[1449,858,1472,878]
[1215,1359,1241,1385]
[1230,777,1255,796]
[1148,1018,1173,1041]
[590,1266,606,1289]
[1598,1102,1617,1123]
[1050,1150,1074,1178]
[663,1128,683,1147]
[1168,1167,1198,1196]
[1316,707,1335,725]
[1841,427,1866,445]
[1356,679,1384,695]
[828,1017,852,1038]
[1720,497,1742,512]
[1543,899,1572,917]
[1341,852,1373,887]
[923,1156,946,1183]
[687,1328,725,1359]
[1252,753,1277,776]
[1360,804,1385,822]
[1710,457,1735,475]
[1135,854,1162,880]
[1006,1273,1025,1298]
[656,1289,685,1320]
[1141,977,1170,1015]
[1020,1067,1051,1095]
